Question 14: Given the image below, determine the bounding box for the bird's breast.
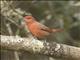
[27,23,50,39]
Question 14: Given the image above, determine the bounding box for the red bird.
[24,15,63,39]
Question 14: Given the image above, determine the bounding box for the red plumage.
[24,16,63,39]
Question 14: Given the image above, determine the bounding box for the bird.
[23,15,63,40]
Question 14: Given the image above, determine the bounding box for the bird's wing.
[37,22,52,33]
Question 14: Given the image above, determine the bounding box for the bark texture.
[0,35,80,60]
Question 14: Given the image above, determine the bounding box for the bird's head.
[24,15,35,23]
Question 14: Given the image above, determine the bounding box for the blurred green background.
[1,1,80,60]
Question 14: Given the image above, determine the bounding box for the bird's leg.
[33,36,47,43]
[33,36,39,40]
[43,39,47,43]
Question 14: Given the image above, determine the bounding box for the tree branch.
[0,35,80,60]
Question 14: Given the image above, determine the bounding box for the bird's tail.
[52,29,63,33]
